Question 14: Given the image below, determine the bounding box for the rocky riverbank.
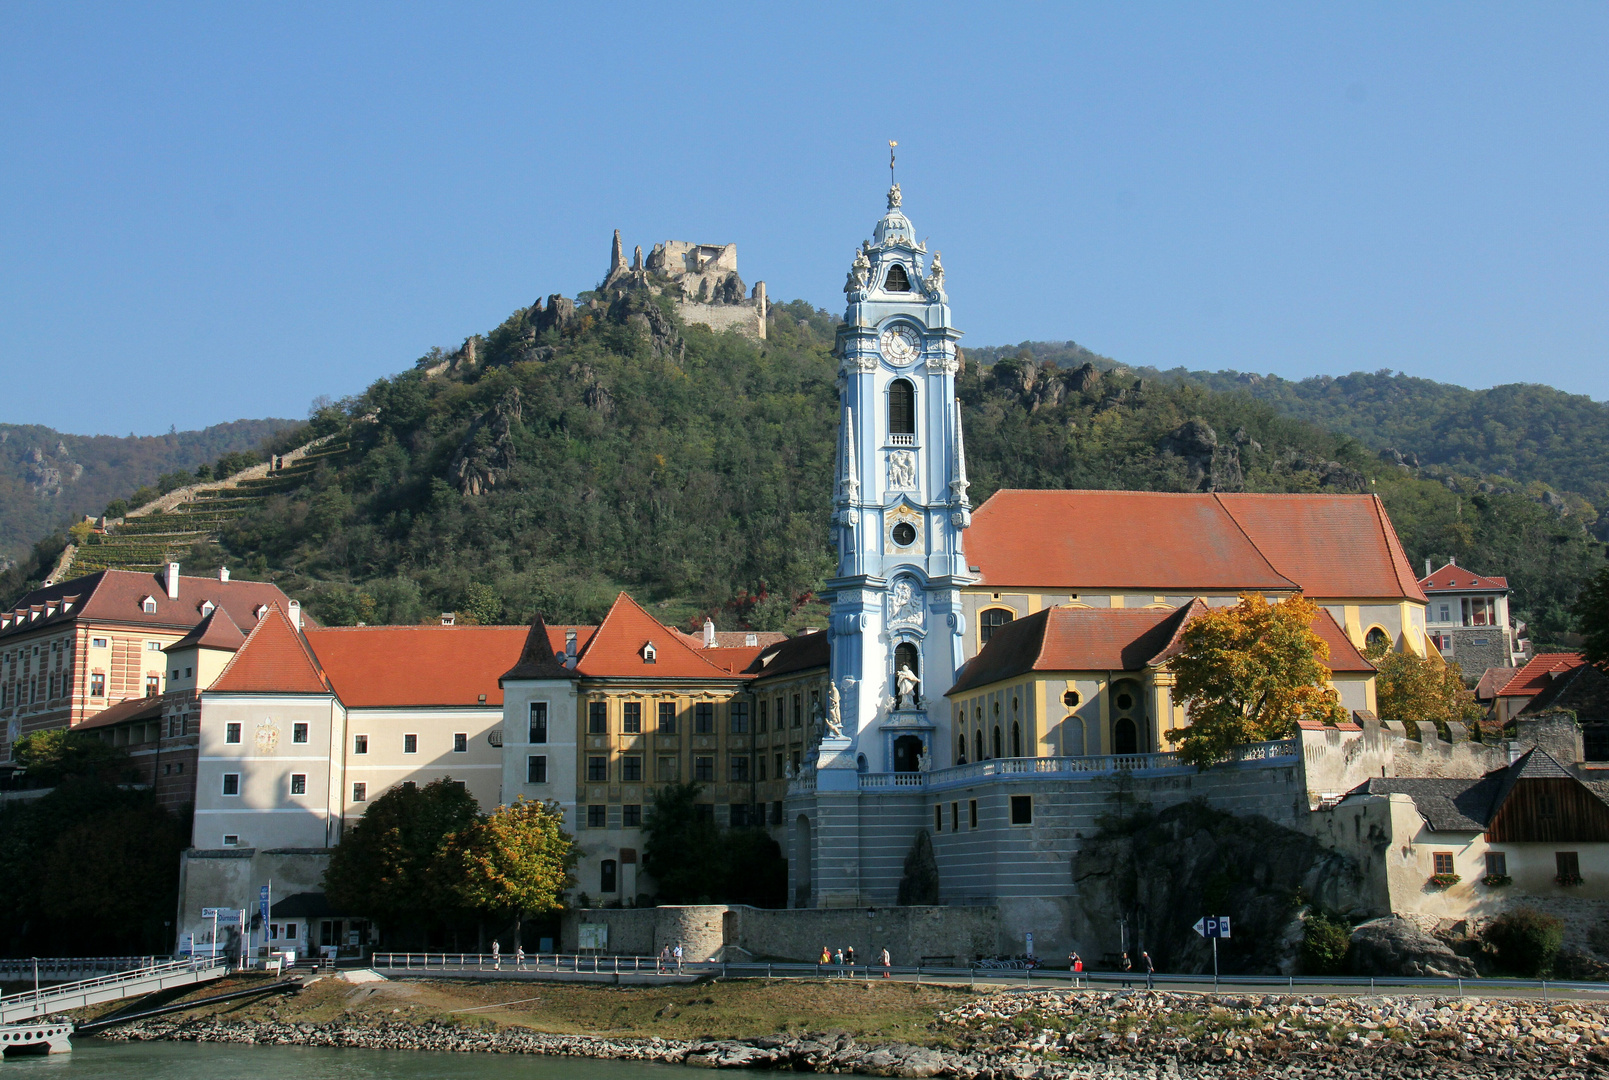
[94,987,1609,1077]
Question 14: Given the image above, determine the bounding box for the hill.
[0,419,294,565]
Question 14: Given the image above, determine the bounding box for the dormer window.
[254,604,269,620]
[200,600,215,617]
[642,642,657,664]
[884,263,911,292]
[141,596,158,614]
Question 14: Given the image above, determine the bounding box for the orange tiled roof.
[1496,653,1585,698]
[1310,608,1376,673]
[73,694,164,731]
[1418,562,1510,593]
[746,631,831,679]
[575,593,745,680]
[209,606,330,695]
[164,606,247,653]
[0,568,289,642]
[306,625,531,707]
[1212,494,1426,602]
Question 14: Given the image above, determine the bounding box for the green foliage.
[1576,566,1609,672]
[1483,907,1564,977]
[322,778,482,932]
[1300,913,1352,975]
[1366,641,1484,732]
[440,798,576,921]
[12,729,129,785]
[641,782,786,906]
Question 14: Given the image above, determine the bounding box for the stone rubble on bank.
[96,988,1609,1077]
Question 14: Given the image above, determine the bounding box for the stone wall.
[675,298,766,340]
[1298,721,1512,806]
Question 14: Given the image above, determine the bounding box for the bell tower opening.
[888,379,915,434]
[884,263,911,291]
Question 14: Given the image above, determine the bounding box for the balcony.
[888,433,916,447]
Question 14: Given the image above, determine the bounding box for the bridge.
[0,958,229,1026]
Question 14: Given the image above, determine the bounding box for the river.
[2,1040,685,1078]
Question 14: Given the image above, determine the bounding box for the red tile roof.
[965,490,1425,602]
[500,616,588,683]
[308,625,530,707]
[746,631,831,679]
[576,593,744,680]
[701,646,769,674]
[1418,562,1510,593]
[164,606,247,653]
[1310,608,1376,673]
[1475,666,1519,701]
[73,694,164,731]
[209,606,330,695]
[1496,653,1585,698]
[0,569,289,643]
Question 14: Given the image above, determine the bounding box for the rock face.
[1348,915,1477,978]
[896,828,940,905]
[533,295,577,336]
[1158,418,1245,492]
[448,387,523,496]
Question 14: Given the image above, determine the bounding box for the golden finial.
[889,139,898,183]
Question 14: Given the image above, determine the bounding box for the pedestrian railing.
[366,953,1609,996]
[0,957,228,1024]
[0,956,159,980]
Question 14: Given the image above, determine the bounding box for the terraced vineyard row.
[65,439,352,575]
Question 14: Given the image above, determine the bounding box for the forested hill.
[0,419,293,564]
[969,341,1609,516]
[42,289,1586,648]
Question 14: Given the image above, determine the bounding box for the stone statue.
[926,251,944,295]
[895,663,920,710]
[888,580,921,628]
[825,681,844,738]
[917,746,932,772]
[887,182,902,209]
[845,249,871,294]
[784,760,797,780]
[888,450,916,490]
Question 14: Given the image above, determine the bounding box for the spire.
[950,400,971,521]
[839,406,860,505]
[610,229,626,275]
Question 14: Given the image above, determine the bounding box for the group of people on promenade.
[1067,949,1155,988]
[818,945,893,977]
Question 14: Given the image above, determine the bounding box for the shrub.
[1429,873,1461,889]
[1300,912,1352,975]
[1484,908,1563,977]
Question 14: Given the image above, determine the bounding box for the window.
[1433,851,1454,876]
[657,701,677,733]
[980,608,1014,644]
[222,773,240,796]
[1063,688,1081,707]
[935,804,944,831]
[792,694,802,727]
[352,782,367,802]
[992,726,1003,759]
[622,755,643,782]
[147,640,163,651]
[1365,627,1390,652]
[290,773,306,795]
[889,378,915,434]
[353,734,368,754]
[1010,795,1033,825]
[200,600,215,617]
[622,701,642,734]
[695,702,714,734]
[623,804,642,828]
[956,734,967,764]
[695,755,714,781]
[1438,603,1451,623]
[1114,718,1138,755]
[587,756,609,782]
[223,834,239,846]
[225,722,242,744]
[142,597,158,614]
[790,749,801,771]
[453,732,467,753]
[600,859,618,893]
[172,668,180,681]
[730,755,750,782]
[1011,721,1022,757]
[774,753,784,778]
[730,701,750,734]
[292,722,308,744]
[694,803,714,822]
[146,674,160,696]
[884,263,911,291]
[657,755,679,781]
[951,802,960,831]
[974,729,984,761]
[91,637,108,649]
[1557,851,1582,884]
[586,805,606,828]
[589,700,608,734]
[969,799,979,829]
[527,755,548,783]
[729,804,750,827]
[758,700,769,732]
[184,667,192,678]
[1485,851,1507,878]
[756,756,767,781]
[642,642,657,663]
[403,733,418,754]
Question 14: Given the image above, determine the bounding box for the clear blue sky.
[3,4,1606,435]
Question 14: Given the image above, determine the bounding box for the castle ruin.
[603,230,768,340]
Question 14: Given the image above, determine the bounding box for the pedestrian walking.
[515,945,525,971]
[834,947,845,977]
[1069,951,1083,988]
[819,945,831,971]
[880,947,891,978]
[1142,950,1154,990]
[1120,951,1132,989]
[845,945,856,976]
[673,943,684,974]
[491,940,501,971]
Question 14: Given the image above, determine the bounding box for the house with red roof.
[1419,558,1528,673]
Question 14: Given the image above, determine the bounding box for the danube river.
[4,1041,682,1078]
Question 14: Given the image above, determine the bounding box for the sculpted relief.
[887,450,916,490]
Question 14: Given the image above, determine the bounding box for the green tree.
[1299,913,1352,975]
[440,798,575,945]
[1576,566,1609,672]
[12,729,128,785]
[1168,593,1347,765]
[1366,641,1484,735]
[322,778,481,933]
[1484,907,1563,977]
[641,783,725,902]
[457,581,503,626]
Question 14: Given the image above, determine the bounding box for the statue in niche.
[895,663,920,710]
[917,745,932,772]
[887,450,916,490]
[825,681,844,738]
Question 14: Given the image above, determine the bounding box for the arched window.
[1114,718,1138,755]
[1365,626,1390,653]
[600,859,617,893]
[957,734,967,765]
[974,729,984,762]
[888,379,915,435]
[885,263,911,292]
[1065,716,1086,756]
[980,608,1015,644]
[992,726,1003,759]
[1011,721,1022,757]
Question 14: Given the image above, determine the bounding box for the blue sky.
[2,4,1606,435]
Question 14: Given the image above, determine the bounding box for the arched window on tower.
[992,726,1003,759]
[884,263,911,291]
[893,641,920,708]
[957,734,967,765]
[888,379,915,436]
[974,729,984,762]
[1365,626,1390,653]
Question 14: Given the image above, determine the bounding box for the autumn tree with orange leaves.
[1168,593,1347,765]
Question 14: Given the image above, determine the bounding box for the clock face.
[879,325,920,364]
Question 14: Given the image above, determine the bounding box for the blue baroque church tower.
[819,179,972,780]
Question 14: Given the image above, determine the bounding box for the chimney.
[1424,558,1431,577]
[565,629,578,662]
[703,618,717,649]
[218,566,230,582]
[288,599,302,629]
[165,562,181,599]
[1449,555,1457,566]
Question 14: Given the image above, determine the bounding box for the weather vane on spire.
[889,139,898,183]
[886,140,902,209]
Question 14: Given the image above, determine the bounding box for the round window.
[1063,689,1081,707]
[1116,693,1134,710]
[891,521,917,547]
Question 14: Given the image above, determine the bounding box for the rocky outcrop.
[533,295,577,336]
[1348,916,1477,978]
[447,387,522,496]
[1159,418,1245,492]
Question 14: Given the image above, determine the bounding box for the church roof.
[965,490,1426,602]
[575,593,743,680]
[210,605,330,695]
[306,625,529,707]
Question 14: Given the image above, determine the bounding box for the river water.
[2,1040,683,1079]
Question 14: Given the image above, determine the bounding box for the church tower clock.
[822,181,972,777]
